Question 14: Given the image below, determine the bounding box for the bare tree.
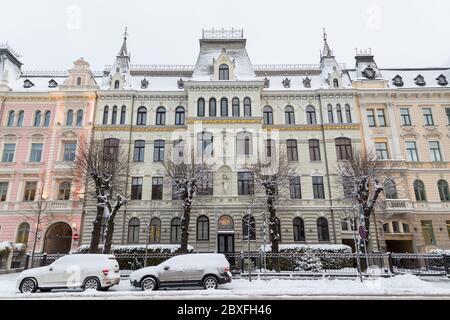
[163,147,212,253]
[247,151,292,257]
[337,148,394,254]
[73,137,128,254]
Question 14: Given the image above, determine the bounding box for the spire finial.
[123,27,128,40]
[323,28,327,42]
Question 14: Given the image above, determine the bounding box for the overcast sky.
[1,0,449,71]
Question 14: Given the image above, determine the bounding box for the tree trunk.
[180,205,191,253]
[267,196,281,272]
[89,206,104,253]
[104,221,115,254]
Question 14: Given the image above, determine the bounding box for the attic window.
[414,74,426,86]
[219,64,229,80]
[392,75,404,87]
[141,78,149,89]
[177,77,184,89]
[436,74,448,86]
[263,76,270,88]
[333,79,339,88]
[303,77,311,88]
[114,80,120,89]
[282,77,291,88]
[48,79,58,88]
[23,79,34,88]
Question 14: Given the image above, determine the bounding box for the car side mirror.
[163,266,170,271]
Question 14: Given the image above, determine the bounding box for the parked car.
[16,254,120,293]
[130,253,232,291]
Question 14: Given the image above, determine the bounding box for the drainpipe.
[121,92,136,244]
[317,91,337,244]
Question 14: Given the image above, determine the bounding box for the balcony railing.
[385,199,414,210]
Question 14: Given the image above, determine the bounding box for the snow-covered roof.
[381,68,450,89]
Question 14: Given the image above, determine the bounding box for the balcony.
[385,199,414,212]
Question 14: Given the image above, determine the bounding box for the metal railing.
[14,251,450,278]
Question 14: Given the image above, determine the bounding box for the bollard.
[24,253,30,270]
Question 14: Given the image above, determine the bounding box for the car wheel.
[141,277,157,291]
[83,277,101,291]
[203,276,218,290]
[20,278,37,293]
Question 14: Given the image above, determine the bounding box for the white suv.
[130,253,232,291]
[16,254,120,293]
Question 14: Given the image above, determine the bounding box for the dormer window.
[436,74,448,86]
[141,77,149,89]
[392,75,404,87]
[219,64,229,80]
[303,77,311,88]
[177,77,184,89]
[282,77,291,88]
[414,74,426,86]
[48,79,58,88]
[114,80,120,89]
[76,77,82,85]
[23,79,34,88]
[263,76,270,88]
[333,79,339,88]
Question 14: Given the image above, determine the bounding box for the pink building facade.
[0,48,98,254]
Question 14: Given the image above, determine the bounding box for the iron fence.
[14,251,450,278]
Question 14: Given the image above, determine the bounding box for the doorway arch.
[43,222,72,254]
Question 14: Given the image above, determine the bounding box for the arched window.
[219,64,229,80]
[333,79,339,88]
[317,217,330,242]
[232,98,240,117]
[127,218,140,244]
[77,77,82,85]
[345,104,352,123]
[336,104,343,123]
[43,111,51,127]
[16,222,30,244]
[76,110,83,126]
[58,181,71,200]
[243,97,251,117]
[293,217,305,241]
[7,111,15,127]
[438,180,450,201]
[102,106,109,125]
[175,106,185,125]
[16,111,24,127]
[209,98,216,117]
[285,106,295,124]
[114,80,120,89]
[414,180,427,201]
[149,217,161,244]
[237,131,252,156]
[385,180,398,199]
[220,98,228,117]
[197,98,205,117]
[136,106,147,125]
[170,217,181,243]
[111,106,117,125]
[197,215,209,241]
[263,106,273,125]
[34,110,42,127]
[335,138,353,160]
[306,106,317,124]
[327,105,334,123]
[156,107,166,125]
[120,106,126,124]
[242,215,256,240]
[65,110,72,126]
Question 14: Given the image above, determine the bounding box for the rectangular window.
[238,172,254,195]
[421,220,436,245]
[133,140,145,162]
[0,182,8,202]
[63,142,77,161]
[377,109,387,127]
[197,172,213,195]
[30,143,43,162]
[153,140,165,162]
[375,142,389,160]
[2,143,15,162]
[312,176,325,199]
[392,221,400,233]
[289,176,301,199]
[423,108,434,126]
[265,139,275,158]
[309,140,321,161]
[429,141,442,162]
[446,108,450,125]
[400,108,411,126]
[341,221,348,231]
[173,139,184,162]
[383,223,390,233]
[402,223,410,233]
[286,140,298,161]
[367,109,376,127]
[152,177,163,200]
[131,177,143,200]
[405,141,419,162]
[23,181,37,201]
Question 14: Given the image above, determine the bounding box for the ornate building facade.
[0,29,449,255]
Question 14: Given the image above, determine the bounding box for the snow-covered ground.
[1,272,450,299]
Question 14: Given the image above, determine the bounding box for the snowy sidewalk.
[1,273,450,299]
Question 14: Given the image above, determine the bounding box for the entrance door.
[218,234,234,253]
[43,222,72,254]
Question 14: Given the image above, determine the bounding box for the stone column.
[386,102,402,160]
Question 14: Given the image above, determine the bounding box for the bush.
[0,241,13,257]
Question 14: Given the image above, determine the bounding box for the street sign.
[73,233,80,241]
[359,226,367,239]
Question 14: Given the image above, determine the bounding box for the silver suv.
[129,253,232,291]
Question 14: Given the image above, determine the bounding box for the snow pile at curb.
[260,244,351,252]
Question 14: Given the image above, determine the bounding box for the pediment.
[61,130,78,139]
